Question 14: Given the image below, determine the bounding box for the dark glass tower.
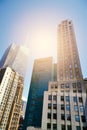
[24,57,53,129]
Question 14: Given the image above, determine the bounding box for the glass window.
[55,85,58,88]
[73,96,77,102]
[78,89,82,93]
[61,96,64,101]
[53,113,57,119]
[67,125,72,130]
[53,95,57,100]
[61,104,65,110]
[83,126,87,130]
[73,90,77,93]
[66,83,69,88]
[72,83,76,88]
[61,114,65,120]
[66,114,71,121]
[81,115,86,122]
[74,105,78,111]
[79,97,83,102]
[47,113,51,119]
[80,106,84,112]
[61,124,66,130]
[66,105,70,111]
[48,103,52,109]
[75,115,80,122]
[53,124,57,130]
[48,95,52,100]
[47,123,51,129]
[51,85,54,89]
[53,104,57,109]
[77,82,81,88]
[61,84,64,88]
[66,96,70,102]
[76,126,81,130]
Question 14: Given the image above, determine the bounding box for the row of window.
[47,113,86,122]
[47,123,87,130]
[48,103,84,112]
[48,95,83,103]
[50,82,81,89]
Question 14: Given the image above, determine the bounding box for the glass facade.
[24,57,53,129]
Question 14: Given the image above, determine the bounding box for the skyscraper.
[0,67,24,130]
[57,20,83,81]
[0,43,29,78]
[24,57,53,129]
[42,20,87,130]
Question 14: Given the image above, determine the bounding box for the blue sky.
[0,0,87,100]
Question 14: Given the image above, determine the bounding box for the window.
[66,105,70,111]
[67,125,72,130]
[61,104,65,110]
[79,97,83,103]
[53,124,57,130]
[53,113,57,119]
[53,95,57,100]
[66,114,71,121]
[83,126,87,130]
[65,84,69,88]
[74,105,78,111]
[72,83,76,88]
[51,85,54,89]
[48,95,52,100]
[76,126,81,130]
[53,104,57,109]
[75,115,80,122]
[73,96,77,102]
[77,82,81,88]
[73,90,77,93]
[66,96,70,102]
[47,123,51,129]
[61,84,64,88]
[47,113,51,119]
[61,124,66,130]
[78,89,82,93]
[61,96,64,101]
[80,106,84,112]
[81,115,86,122]
[61,114,65,120]
[48,103,51,109]
[55,85,58,89]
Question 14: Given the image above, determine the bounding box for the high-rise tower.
[0,67,24,130]
[0,43,29,78]
[57,20,83,81]
[24,57,53,129]
[41,20,87,130]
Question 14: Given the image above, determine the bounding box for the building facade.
[41,20,87,130]
[0,43,29,78]
[42,81,87,130]
[24,57,53,129]
[57,20,83,81]
[0,67,24,130]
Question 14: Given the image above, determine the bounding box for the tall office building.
[24,57,53,129]
[57,20,83,81]
[0,67,24,130]
[41,20,87,130]
[0,43,29,78]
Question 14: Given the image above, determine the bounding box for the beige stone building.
[0,67,24,130]
[41,20,87,130]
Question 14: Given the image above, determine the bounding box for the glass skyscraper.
[24,57,53,129]
[0,43,29,78]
